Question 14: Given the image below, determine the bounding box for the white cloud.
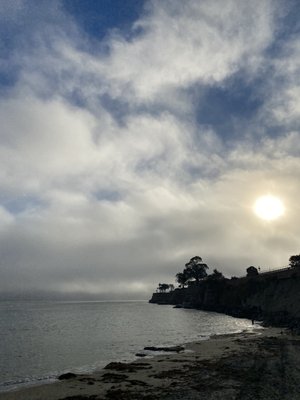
[12,0,276,106]
[100,0,275,100]
[0,206,14,227]
[0,96,99,196]
[2,0,300,299]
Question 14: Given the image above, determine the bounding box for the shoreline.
[0,314,258,395]
[1,326,299,400]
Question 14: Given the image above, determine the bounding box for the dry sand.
[1,327,300,400]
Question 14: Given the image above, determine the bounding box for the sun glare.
[253,195,285,221]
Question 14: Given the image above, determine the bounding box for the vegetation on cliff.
[156,256,224,293]
[151,253,300,329]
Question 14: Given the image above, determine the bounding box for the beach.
[1,326,299,400]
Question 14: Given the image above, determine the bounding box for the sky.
[1,0,300,300]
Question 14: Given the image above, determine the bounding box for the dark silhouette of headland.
[150,254,300,330]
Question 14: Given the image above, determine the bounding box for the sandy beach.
[1,327,300,400]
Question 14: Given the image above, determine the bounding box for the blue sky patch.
[62,0,146,41]
[93,190,123,203]
[195,76,264,140]
[2,196,45,216]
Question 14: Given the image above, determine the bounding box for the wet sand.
[1,327,300,400]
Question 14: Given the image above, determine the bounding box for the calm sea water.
[0,300,256,392]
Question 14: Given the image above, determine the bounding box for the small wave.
[0,374,57,393]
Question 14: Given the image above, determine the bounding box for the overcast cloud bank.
[0,0,300,299]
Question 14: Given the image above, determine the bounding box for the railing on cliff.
[237,265,295,281]
[258,265,290,276]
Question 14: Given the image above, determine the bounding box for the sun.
[253,195,285,221]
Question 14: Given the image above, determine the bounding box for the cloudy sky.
[1,0,300,300]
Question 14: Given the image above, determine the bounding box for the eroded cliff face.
[149,268,300,327]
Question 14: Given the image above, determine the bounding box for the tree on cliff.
[289,254,300,268]
[176,256,208,287]
[246,266,258,277]
[185,256,208,283]
[207,269,224,280]
[176,271,189,288]
[157,283,171,293]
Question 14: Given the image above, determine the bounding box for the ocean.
[0,300,256,392]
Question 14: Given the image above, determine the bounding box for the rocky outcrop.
[149,288,186,305]
[143,345,184,352]
[149,268,300,329]
[58,372,77,380]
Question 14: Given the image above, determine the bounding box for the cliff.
[149,267,300,328]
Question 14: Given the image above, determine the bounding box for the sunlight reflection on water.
[0,300,255,391]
